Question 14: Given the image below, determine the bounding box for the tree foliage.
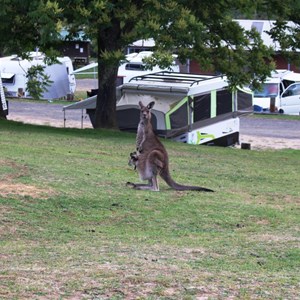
[0,0,300,127]
[0,0,61,103]
[26,65,53,99]
[0,0,61,57]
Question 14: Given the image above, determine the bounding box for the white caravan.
[253,70,300,114]
[72,51,180,85]
[118,51,180,84]
[0,52,76,100]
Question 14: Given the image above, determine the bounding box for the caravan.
[72,51,180,86]
[0,52,76,100]
[117,51,179,84]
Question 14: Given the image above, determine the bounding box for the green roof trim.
[211,90,217,118]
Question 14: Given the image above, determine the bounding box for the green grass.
[0,120,299,299]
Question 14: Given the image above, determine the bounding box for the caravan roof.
[122,72,228,97]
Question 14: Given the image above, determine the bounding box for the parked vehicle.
[279,83,300,115]
[117,51,180,84]
[253,70,300,114]
[0,52,76,100]
[72,51,180,86]
[64,72,253,146]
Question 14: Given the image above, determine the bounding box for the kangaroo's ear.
[138,101,144,108]
[147,101,155,110]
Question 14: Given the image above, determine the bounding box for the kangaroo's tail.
[160,168,214,192]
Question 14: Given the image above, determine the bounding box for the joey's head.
[139,101,155,123]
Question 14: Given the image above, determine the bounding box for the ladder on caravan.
[0,71,8,114]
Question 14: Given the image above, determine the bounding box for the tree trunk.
[93,25,122,129]
[0,101,7,119]
[0,111,7,119]
[93,62,119,129]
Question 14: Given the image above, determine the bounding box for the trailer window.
[217,90,232,115]
[1,73,15,84]
[125,63,145,71]
[193,94,211,122]
[169,102,188,129]
[237,89,252,111]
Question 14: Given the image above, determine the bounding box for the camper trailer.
[116,72,252,146]
[253,70,300,114]
[63,72,253,146]
[0,52,76,100]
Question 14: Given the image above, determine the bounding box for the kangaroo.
[126,101,214,192]
[135,103,148,153]
[128,151,138,170]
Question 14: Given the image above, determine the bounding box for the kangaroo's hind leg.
[126,176,159,191]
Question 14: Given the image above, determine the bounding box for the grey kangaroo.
[126,101,214,192]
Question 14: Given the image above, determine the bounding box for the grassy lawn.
[0,120,299,299]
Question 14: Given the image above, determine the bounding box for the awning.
[72,63,98,74]
[1,72,15,79]
[63,95,97,110]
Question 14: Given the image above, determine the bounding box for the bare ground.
[239,134,300,150]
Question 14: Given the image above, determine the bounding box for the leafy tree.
[0,0,61,117]
[0,0,61,56]
[58,0,273,128]
[0,0,299,126]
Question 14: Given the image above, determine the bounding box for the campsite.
[1,3,300,298]
[0,115,299,299]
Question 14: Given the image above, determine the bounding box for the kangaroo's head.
[139,101,155,124]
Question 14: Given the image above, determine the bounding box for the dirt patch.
[253,233,300,243]
[0,182,53,199]
[0,159,55,199]
[239,134,300,150]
